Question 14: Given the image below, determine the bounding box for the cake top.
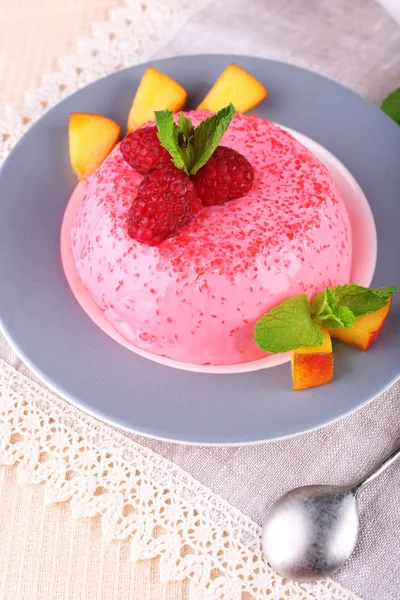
[84,111,347,284]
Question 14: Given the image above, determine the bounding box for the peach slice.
[69,113,120,179]
[329,298,392,351]
[197,64,267,113]
[291,329,333,391]
[127,68,187,131]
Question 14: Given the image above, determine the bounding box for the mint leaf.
[319,306,355,330]
[375,286,398,299]
[177,112,195,171]
[155,110,187,173]
[312,287,355,329]
[331,284,396,318]
[312,287,337,320]
[311,289,329,317]
[336,305,355,327]
[254,294,324,354]
[191,103,236,175]
[325,287,338,311]
[177,112,194,142]
[381,88,400,125]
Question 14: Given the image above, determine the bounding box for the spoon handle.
[355,443,400,494]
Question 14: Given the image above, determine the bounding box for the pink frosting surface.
[71,111,352,365]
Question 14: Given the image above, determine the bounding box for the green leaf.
[312,287,337,319]
[319,306,355,330]
[331,284,396,318]
[190,103,236,175]
[177,112,195,172]
[311,289,329,317]
[374,286,398,299]
[155,110,187,173]
[312,287,355,329]
[381,88,400,125]
[177,112,194,143]
[336,305,356,327]
[254,294,324,354]
[325,287,338,311]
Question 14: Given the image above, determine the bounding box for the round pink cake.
[71,111,352,365]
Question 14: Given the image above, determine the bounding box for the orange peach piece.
[291,329,333,391]
[127,67,187,131]
[68,113,120,179]
[329,298,392,351]
[197,64,267,113]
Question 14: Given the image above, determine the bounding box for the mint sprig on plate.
[255,284,397,354]
[154,103,235,175]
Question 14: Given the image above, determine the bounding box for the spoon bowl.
[262,484,359,581]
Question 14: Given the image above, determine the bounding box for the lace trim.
[0,361,360,600]
[0,0,213,164]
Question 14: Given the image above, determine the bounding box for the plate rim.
[1,319,398,447]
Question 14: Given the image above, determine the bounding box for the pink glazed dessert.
[71,111,352,365]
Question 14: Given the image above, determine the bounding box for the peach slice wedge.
[127,67,187,131]
[197,64,267,113]
[291,328,333,391]
[68,113,120,179]
[328,298,392,351]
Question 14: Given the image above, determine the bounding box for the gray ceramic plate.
[0,55,399,445]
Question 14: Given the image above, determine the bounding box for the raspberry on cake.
[128,162,202,245]
[71,110,352,366]
[120,126,172,175]
[191,145,254,206]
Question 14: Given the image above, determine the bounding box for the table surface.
[0,2,189,597]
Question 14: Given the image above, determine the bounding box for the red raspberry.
[120,127,171,175]
[191,145,254,207]
[128,162,202,246]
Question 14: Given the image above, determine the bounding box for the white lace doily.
[0,361,360,600]
[0,0,214,164]
[0,1,363,598]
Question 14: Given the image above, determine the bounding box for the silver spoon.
[262,444,400,582]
